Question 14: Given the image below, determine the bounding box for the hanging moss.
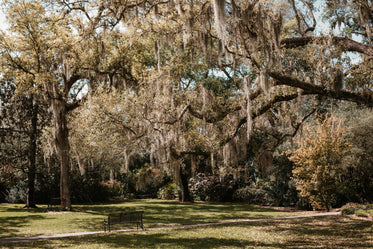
[271,12,282,51]
[212,0,226,42]
[244,75,252,141]
[154,40,161,73]
[259,69,271,94]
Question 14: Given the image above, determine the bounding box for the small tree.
[289,116,350,211]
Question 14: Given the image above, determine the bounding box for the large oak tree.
[68,0,373,201]
[0,0,109,209]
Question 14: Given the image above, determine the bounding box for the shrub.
[4,170,60,204]
[70,174,115,203]
[189,173,210,201]
[295,197,313,210]
[366,204,373,210]
[342,206,358,215]
[341,203,360,215]
[188,173,237,202]
[100,180,126,198]
[340,203,371,216]
[264,180,299,207]
[233,185,267,204]
[133,167,164,198]
[5,184,26,203]
[355,209,368,217]
[289,116,350,211]
[158,183,179,200]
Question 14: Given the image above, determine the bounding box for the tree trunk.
[25,169,36,208]
[51,98,71,210]
[25,99,38,208]
[180,165,193,202]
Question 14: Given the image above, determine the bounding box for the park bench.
[104,210,144,232]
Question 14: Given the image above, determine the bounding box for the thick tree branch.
[187,104,242,123]
[164,105,190,125]
[66,98,84,112]
[101,109,137,136]
[169,145,210,159]
[187,89,262,123]
[176,69,372,148]
[268,71,373,106]
[221,92,301,146]
[270,108,316,149]
[253,93,300,119]
[280,36,373,56]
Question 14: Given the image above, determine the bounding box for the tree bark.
[268,71,373,106]
[280,36,373,56]
[51,98,71,210]
[179,165,193,202]
[169,147,194,202]
[25,98,38,208]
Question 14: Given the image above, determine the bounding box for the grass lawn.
[0,199,309,238]
[1,215,372,248]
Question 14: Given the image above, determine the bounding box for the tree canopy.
[1,0,372,207]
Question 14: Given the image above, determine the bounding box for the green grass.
[0,199,308,238]
[1,216,372,248]
[368,209,373,217]
[355,209,368,217]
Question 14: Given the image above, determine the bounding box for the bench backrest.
[108,211,144,224]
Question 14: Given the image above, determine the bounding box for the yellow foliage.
[288,116,350,210]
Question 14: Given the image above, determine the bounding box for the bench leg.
[103,219,111,232]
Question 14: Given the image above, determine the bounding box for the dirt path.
[0,212,340,244]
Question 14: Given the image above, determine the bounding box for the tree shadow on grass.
[0,200,307,243]
[0,204,105,238]
[1,232,284,249]
[139,201,294,226]
[2,215,372,249]
[0,215,48,238]
[234,215,373,248]
[74,200,279,214]
[73,200,286,228]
